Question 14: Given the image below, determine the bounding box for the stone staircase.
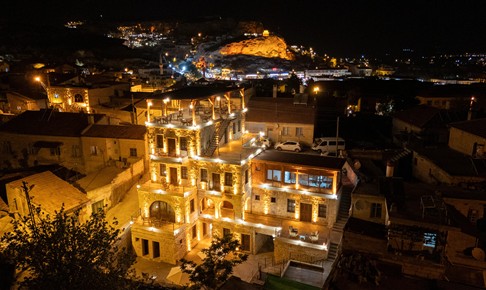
[327,242,339,261]
[203,118,231,157]
[332,186,352,232]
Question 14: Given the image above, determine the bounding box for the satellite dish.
[472,248,485,261]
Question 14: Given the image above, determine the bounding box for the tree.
[179,234,248,290]
[0,184,138,290]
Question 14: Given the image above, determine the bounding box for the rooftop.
[0,109,105,137]
[253,150,346,170]
[392,105,465,129]
[82,124,146,140]
[410,144,486,177]
[6,171,89,213]
[449,117,486,139]
[246,97,315,125]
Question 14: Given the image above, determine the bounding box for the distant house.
[345,178,457,281]
[81,124,148,172]
[448,118,486,158]
[0,110,107,171]
[6,171,90,222]
[245,96,316,146]
[407,118,486,186]
[46,75,130,113]
[392,105,466,146]
[0,91,40,114]
[416,84,485,111]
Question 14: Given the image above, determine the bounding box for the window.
[282,127,290,136]
[74,94,84,103]
[153,241,160,258]
[284,171,296,184]
[318,204,327,218]
[271,197,276,203]
[266,169,281,181]
[72,145,81,157]
[90,145,98,155]
[298,174,332,188]
[2,141,12,153]
[192,225,197,239]
[295,127,303,136]
[200,168,208,182]
[232,122,236,134]
[237,120,241,132]
[91,200,104,213]
[156,134,164,148]
[129,148,137,157]
[468,209,478,223]
[142,239,149,256]
[370,203,382,218]
[224,172,233,186]
[190,199,195,213]
[181,166,188,179]
[245,169,249,184]
[50,147,60,156]
[179,137,187,151]
[255,195,260,201]
[159,164,166,176]
[223,228,231,237]
[287,199,296,213]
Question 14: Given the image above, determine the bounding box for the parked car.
[312,137,345,154]
[274,141,302,152]
[261,138,272,148]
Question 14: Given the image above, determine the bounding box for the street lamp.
[313,86,320,104]
[163,98,170,116]
[35,75,50,108]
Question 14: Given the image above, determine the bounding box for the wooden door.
[300,203,312,222]
[212,173,220,191]
[170,167,178,185]
[168,138,176,156]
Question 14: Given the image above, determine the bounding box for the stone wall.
[273,238,327,264]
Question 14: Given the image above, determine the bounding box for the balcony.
[138,181,196,198]
[131,214,186,236]
[147,105,241,129]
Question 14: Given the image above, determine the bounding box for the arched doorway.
[150,200,175,223]
[220,200,235,219]
[201,197,215,215]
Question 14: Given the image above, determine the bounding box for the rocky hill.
[219,35,294,60]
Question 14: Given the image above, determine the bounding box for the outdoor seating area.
[289,226,299,238]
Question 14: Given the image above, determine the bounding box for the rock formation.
[219,36,294,60]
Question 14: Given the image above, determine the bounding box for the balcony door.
[212,173,220,191]
[168,138,176,156]
[300,203,312,222]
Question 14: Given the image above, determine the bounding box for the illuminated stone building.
[131,85,352,266]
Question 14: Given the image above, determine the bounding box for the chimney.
[386,160,395,177]
[272,85,277,98]
[88,114,95,124]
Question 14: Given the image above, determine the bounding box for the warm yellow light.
[313,86,320,94]
[34,76,41,82]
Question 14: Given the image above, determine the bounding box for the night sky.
[5,0,486,57]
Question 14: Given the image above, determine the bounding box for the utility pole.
[336,116,340,154]
[21,181,37,236]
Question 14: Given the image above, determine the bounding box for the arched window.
[74,94,84,103]
[222,201,233,209]
[150,200,175,223]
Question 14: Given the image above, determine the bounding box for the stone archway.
[150,200,175,223]
[220,200,235,219]
[201,197,215,215]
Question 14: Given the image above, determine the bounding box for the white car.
[261,138,271,148]
[274,141,302,152]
